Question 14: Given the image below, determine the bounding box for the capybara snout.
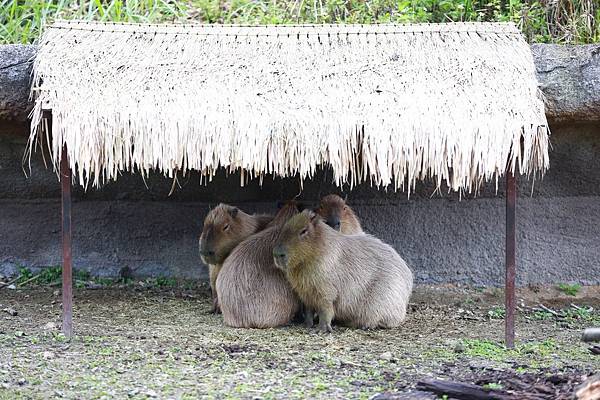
[199,204,241,265]
[272,245,288,270]
[199,234,217,264]
[316,194,362,234]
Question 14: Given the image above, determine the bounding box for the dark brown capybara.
[199,204,272,313]
[216,201,303,328]
[316,194,363,234]
[273,210,413,333]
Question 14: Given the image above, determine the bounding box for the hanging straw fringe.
[28,20,549,194]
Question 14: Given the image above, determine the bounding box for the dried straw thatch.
[28,20,549,193]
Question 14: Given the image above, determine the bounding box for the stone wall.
[1,122,599,286]
[1,43,599,286]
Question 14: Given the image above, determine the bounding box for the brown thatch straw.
[28,20,549,194]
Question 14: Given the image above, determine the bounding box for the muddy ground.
[0,283,599,399]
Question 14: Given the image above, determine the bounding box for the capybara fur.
[199,204,272,313]
[216,201,303,328]
[273,210,413,332]
[316,194,363,234]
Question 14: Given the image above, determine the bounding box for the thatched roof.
[28,20,549,193]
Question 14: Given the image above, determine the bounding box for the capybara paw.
[317,323,333,333]
[209,299,221,314]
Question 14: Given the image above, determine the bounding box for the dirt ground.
[1,283,599,399]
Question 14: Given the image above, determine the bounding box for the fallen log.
[415,379,512,400]
[1,43,599,135]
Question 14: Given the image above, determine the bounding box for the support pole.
[59,124,73,338]
[505,172,516,348]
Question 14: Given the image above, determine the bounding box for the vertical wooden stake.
[60,138,73,338]
[505,172,517,348]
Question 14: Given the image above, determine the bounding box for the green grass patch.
[557,283,582,296]
[461,338,558,362]
[1,0,598,44]
[487,306,505,320]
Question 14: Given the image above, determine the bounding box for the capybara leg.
[303,307,315,328]
[317,305,334,333]
[210,295,221,314]
[208,264,221,314]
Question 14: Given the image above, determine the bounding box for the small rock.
[379,352,393,361]
[1,383,9,389]
[85,282,104,290]
[7,284,16,290]
[128,388,140,397]
[14,331,25,337]
[17,378,26,386]
[2,307,17,316]
[145,389,158,397]
[454,342,466,353]
[53,290,60,296]
[44,322,58,331]
[42,351,54,359]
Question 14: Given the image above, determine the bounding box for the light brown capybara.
[216,201,303,328]
[199,204,272,313]
[273,210,413,333]
[316,194,363,234]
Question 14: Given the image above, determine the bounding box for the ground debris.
[0,285,598,399]
[372,390,435,399]
[2,307,17,316]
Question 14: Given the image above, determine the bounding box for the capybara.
[199,204,272,313]
[216,201,302,328]
[316,194,363,234]
[273,210,413,332]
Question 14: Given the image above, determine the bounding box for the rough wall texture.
[1,43,599,286]
[532,44,600,123]
[1,123,599,286]
[0,45,34,125]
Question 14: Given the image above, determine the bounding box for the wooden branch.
[416,379,512,400]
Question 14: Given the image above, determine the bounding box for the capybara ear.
[307,210,318,223]
[228,206,239,218]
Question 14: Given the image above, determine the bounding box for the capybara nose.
[328,219,341,231]
[273,246,287,265]
[273,249,286,259]
[200,249,215,257]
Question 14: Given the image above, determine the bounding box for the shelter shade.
[28,21,549,193]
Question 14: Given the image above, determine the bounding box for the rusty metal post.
[505,172,516,348]
[57,116,73,338]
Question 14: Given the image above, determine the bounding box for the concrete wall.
[1,123,599,286]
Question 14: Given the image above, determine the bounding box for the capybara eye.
[223,224,230,232]
[343,206,348,211]
[299,228,308,237]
